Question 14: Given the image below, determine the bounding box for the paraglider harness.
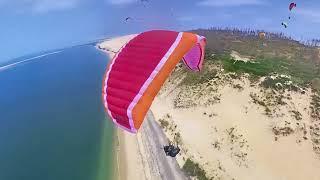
[163,141,180,157]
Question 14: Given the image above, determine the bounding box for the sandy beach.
[98,34,320,180]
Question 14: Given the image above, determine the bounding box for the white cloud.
[197,0,266,7]
[0,0,81,13]
[107,0,136,5]
[31,0,79,13]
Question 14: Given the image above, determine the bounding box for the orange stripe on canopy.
[102,30,206,133]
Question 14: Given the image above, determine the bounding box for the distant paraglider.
[287,2,296,27]
[125,17,132,22]
[289,2,297,11]
[281,22,288,28]
[124,16,147,24]
[124,16,144,23]
[288,2,296,19]
[281,2,296,28]
[258,32,266,39]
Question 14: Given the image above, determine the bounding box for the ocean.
[0,45,114,180]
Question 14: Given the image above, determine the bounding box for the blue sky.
[1,0,319,62]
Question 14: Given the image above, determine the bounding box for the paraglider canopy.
[102,30,206,133]
[289,2,296,11]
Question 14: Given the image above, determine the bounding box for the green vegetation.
[192,28,320,62]
[272,126,294,136]
[183,158,210,180]
[212,141,221,150]
[178,48,219,86]
[312,78,320,91]
[181,66,217,86]
[250,93,266,106]
[310,124,320,155]
[159,119,169,129]
[215,53,287,77]
[174,132,182,145]
[249,92,287,116]
[310,94,320,120]
[175,29,320,89]
[186,28,320,90]
[233,84,244,91]
[261,76,298,91]
[166,113,171,118]
[208,52,319,87]
[290,110,302,121]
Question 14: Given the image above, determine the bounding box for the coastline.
[112,129,129,180]
[98,34,137,180]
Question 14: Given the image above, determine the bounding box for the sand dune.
[98,34,320,180]
[151,69,320,180]
[97,34,137,54]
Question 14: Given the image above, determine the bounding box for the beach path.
[139,111,188,180]
[115,111,188,180]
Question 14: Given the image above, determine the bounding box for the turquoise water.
[0,45,114,180]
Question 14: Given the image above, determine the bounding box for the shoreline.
[112,129,128,180]
[98,35,136,180]
[112,130,120,180]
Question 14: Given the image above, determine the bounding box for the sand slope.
[98,34,320,180]
[151,69,320,180]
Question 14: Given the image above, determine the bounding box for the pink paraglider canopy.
[289,2,296,11]
[102,30,206,133]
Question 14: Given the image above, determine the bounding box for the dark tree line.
[192,27,320,47]
[302,39,320,47]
